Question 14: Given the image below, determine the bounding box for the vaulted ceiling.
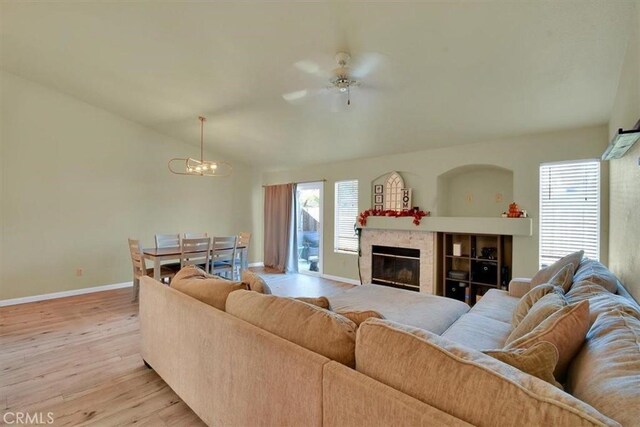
[1,1,635,169]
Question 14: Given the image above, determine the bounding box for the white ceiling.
[1,1,636,170]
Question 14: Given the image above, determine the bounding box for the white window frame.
[334,179,359,255]
[539,159,600,267]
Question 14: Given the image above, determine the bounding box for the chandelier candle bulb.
[167,116,232,177]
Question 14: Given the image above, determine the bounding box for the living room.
[1,1,639,426]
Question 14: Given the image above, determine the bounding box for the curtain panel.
[263,183,294,273]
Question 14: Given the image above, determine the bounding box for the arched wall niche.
[437,164,514,217]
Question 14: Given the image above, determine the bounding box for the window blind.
[334,180,359,253]
[539,160,600,267]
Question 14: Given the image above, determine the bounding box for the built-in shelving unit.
[441,232,512,306]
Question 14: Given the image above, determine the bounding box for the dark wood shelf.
[441,232,512,306]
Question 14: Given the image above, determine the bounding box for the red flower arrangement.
[358,208,430,227]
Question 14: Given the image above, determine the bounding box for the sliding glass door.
[296,182,323,275]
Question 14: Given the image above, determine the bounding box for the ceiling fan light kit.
[168,116,232,177]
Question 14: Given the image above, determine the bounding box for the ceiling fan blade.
[282,89,310,103]
[350,52,384,79]
[282,88,326,104]
[294,60,321,75]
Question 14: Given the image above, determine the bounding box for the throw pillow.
[549,263,575,293]
[530,250,583,287]
[337,310,384,326]
[511,284,556,328]
[566,310,640,426]
[171,266,248,311]
[506,300,590,382]
[226,290,357,367]
[506,290,566,344]
[241,270,272,294]
[296,296,330,310]
[484,341,562,389]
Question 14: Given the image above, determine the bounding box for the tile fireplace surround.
[360,229,436,294]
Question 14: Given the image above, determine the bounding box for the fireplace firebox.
[371,245,420,292]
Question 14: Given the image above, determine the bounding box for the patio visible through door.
[296,182,323,275]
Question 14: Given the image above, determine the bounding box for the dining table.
[143,245,247,281]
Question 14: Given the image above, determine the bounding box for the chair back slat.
[184,232,208,239]
[211,236,238,279]
[237,232,251,248]
[128,238,146,279]
[181,237,212,272]
[155,233,180,249]
[213,236,237,263]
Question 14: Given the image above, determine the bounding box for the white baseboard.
[0,281,133,307]
[248,262,264,267]
[321,273,361,286]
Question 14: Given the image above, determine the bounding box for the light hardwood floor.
[0,270,353,426]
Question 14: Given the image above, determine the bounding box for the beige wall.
[608,3,640,301]
[0,72,255,300]
[262,125,609,282]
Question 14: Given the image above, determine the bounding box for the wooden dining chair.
[181,237,212,273]
[128,238,176,302]
[211,236,238,280]
[184,232,208,239]
[155,233,180,248]
[236,232,251,275]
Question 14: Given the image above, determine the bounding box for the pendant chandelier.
[168,116,232,177]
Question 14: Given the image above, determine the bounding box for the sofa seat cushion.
[469,289,519,324]
[566,283,640,326]
[356,319,619,427]
[441,313,512,350]
[329,284,469,335]
[566,310,640,427]
[226,290,357,367]
[531,250,583,287]
[572,259,619,294]
[170,265,248,311]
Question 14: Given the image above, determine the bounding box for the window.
[539,160,600,267]
[334,180,358,253]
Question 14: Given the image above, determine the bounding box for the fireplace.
[371,245,420,292]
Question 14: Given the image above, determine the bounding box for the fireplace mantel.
[358,216,532,236]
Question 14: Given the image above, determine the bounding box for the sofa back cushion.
[356,319,618,427]
[566,283,640,326]
[531,250,583,287]
[566,310,640,426]
[572,259,619,294]
[171,266,248,311]
[226,290,357,367]
[241,270,272,294]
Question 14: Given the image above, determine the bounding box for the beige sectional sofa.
[139,258,639,426]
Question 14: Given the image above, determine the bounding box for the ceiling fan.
[282,51,383,108]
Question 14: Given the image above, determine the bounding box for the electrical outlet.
[495,193,503,203]
[76,268,83,277]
